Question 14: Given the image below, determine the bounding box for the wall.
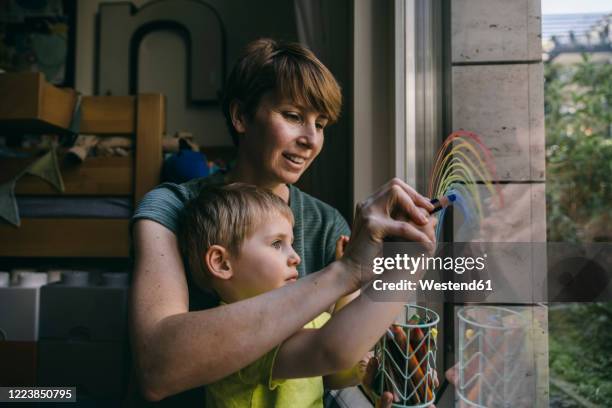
[294,0,353,220]
[75,0,298,146]
[74,0,353,218]
[451,0,546,243]
[352,0,394,205]
[450,0,549,405]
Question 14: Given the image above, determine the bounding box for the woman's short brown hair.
[178,183,294,292]
[222,38,342,145]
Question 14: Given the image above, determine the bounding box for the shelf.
[0,155,133,196]
[0,73,77,136]
[0,219,130,258]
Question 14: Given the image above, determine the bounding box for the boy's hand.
[331,236,359,314]
[355,351,373,382]
[361,355,396,408]
[362,354,439,407]
[335,235,350,260]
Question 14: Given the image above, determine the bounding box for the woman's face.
[238,92,329,186]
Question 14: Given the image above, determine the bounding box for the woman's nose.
[298,122,319,148]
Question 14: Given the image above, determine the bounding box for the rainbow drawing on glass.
[428,130,505,240]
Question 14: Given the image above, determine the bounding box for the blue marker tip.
[430,193,457,214]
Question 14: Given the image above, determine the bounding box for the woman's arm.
[272,206,436,380]
[131,178,433,400]
[129,220,359,401]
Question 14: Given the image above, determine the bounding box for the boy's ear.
[229,100,247,134]
[205,245,234,280]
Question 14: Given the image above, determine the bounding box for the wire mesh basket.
[373,304,439,407]
[456,306,528,408]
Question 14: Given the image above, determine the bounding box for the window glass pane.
[543,2,612,407]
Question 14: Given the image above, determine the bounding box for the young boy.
[178,183,435,407]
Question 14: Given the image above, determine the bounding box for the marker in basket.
[429,193,456,214]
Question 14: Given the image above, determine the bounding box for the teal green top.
[132,174,350,307]
[205,312,331,408]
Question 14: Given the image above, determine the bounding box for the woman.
[130,39,436,406]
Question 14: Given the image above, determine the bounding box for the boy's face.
[229,214,300,300]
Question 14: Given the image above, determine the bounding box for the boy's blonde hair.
[179,183,294,291]
[222,38,342,145]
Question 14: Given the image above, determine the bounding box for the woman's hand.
[341,178,435,286]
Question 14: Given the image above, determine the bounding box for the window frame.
[393,0,454,400]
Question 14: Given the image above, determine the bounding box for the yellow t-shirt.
[205,312,331,408]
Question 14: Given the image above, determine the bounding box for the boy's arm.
[322,240,368,393]
[272,292,406,380]
[323,352,371,389]
[330,289,360,313]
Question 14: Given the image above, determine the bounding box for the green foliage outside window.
[545,54,612,242]
[546,54,612,407]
